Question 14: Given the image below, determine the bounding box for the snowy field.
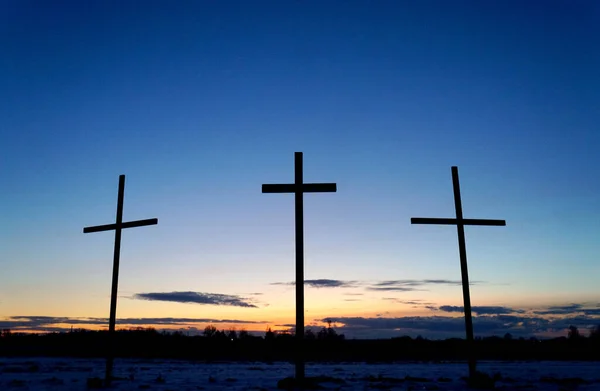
[1,357,599,390]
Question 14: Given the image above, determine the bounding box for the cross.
[83,174,158,386]
[411,166,505,381]
[262,152,336,383]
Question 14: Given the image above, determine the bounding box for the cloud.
[276,324,296,328]
[437,305,525,315]
[2,316,107,327]
[532,303,600,316]
[365,279,484,292]
[319,313,600,340]
[306,279,358,288]
[437,305,461,313]
[315,301,600,339]
[322,316,468,334]
[372,279,483,287]
[343,293,364,296]
[271,278,492,293]
[4,304,600,339]
[383,298,435,306]
[367,287,423,292]
[371,280,433,287]
[0,316,268,333]
[132,292,257,308]
[120,317,265,325]
[533,304,583,315]
[271,279,358,288]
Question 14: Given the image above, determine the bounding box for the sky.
[1,0,599,339]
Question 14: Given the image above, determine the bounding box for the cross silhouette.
[411,166,506,380]
[83,174,158,385]
[262,152,336,383]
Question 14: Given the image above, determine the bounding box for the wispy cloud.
[271,279,359,288]
[532,303,600,316]
[369,279,483,288]
[0,316,108,329]
[1,316,268,332]
[132,292,258,308]
[365,279,484,292]
[429,302,600,318]
[436,305,526,315]
[366,286,423,292]
[275,324,296,328]
[383,298,436,306]
[271,278,490,292]
[533,304,583,315]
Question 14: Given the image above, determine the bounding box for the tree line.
[1,324,599,362]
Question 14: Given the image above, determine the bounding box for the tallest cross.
[262,152,337,383]
[83,175,158,386]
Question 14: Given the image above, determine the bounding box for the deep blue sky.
[1,0,599,338]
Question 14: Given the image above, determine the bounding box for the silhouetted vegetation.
[1,324,599,361]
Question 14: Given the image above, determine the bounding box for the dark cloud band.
[320,313,600,339]
[1,316,267,331]
[271,279,359,288]
[132,291,257,308]
[437,305,526,315]
[270,278,488,291]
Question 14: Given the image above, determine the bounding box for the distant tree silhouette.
[317,320,344,341]
[265,327,276,341]
[214,329,227,340]
[503,333,513,340]
[227,328,237,341]
[305,328,316,340]
[277,330,294,341]
[589,325,600,340]
[203,325,217,338]
[568,325,581,340]
[238,328,249,339]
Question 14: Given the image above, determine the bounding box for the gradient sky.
[1,0,599,339]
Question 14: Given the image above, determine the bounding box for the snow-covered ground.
[0,357,599,390]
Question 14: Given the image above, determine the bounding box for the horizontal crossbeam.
[411,217,506,226]
[262,183,337,193]
[83,218,159,233]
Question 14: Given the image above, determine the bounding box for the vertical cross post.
[294,152,305,378]
[411,166,506,381]
[83,175,158,386]
[262,152,337,384]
